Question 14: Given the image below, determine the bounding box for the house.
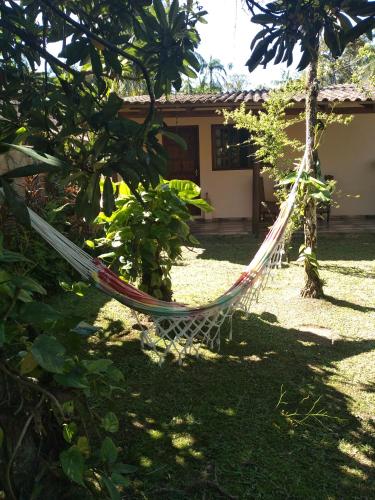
[120,84,375,233]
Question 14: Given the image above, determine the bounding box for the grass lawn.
[52,233,375,499]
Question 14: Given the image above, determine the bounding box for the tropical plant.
[182,54,228,93]
[318,37,371,85]
[244,0,375,298]
[200,55,227,90]
[90,179,212,301]
[0,0,206,225]
[0,231,136,498]
[0,2,209,495]
[222,80,350,266]
[352,40,375,85]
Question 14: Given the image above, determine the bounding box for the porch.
[189,216,375,236]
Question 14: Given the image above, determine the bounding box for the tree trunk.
[301,46,324,299]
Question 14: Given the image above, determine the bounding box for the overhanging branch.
[39,0,155,129]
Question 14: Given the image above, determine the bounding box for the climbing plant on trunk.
[245,0,375,298]
[303,45,324,297]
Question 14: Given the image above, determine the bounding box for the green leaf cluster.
[0,230,132,498]
[0,0,206,224]
[92,178,212,301]
[245,1,375,72]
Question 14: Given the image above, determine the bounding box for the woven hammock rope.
[26,156,306,364]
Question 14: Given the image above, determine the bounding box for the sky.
[196,0,299,88]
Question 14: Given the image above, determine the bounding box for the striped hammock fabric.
[28,156,306,364]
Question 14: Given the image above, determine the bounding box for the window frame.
[211,124,254,172]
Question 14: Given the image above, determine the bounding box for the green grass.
[52,233,375,499]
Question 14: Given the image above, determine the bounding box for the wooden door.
[162,126,200,185]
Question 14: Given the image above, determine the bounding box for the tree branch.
[0,19,80,78]
[245,0,269,15]
[5,395,44,500]
[39,0,155,130]
[0,362,65,420]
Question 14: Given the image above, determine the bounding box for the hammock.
[28,156,306,364]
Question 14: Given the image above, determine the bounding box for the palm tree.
[199,55,227,91]
[245,0,375,298]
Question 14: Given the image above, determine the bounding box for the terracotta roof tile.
[121,84,374,107]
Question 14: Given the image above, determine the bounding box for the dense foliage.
[0,0,206,223]
[0,1,208,497]
[0,231,138,498]
[91,179,212,301]
[245,0,375,72]
[319,38,375,85]
[244,0,374,298]
[223,81,350,278]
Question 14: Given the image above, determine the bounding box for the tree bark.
[301,45,324,299]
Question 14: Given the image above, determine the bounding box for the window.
[211,125,254,171]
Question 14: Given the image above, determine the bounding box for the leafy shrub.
[0,232,132,498]
[91,179,212,301]
[3,178,100,292]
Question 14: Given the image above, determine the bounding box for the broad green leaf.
[89,45,103,78]
[60,39,90,65]
[111,472,130,487]
[20,303,62,327]
[103,49,123,76]
[106,365,125,383]
[111,463,137,474]
[1,143,68,168]
[54,371,89,389]
[117,182,131,197]
[0,249,31,263]
[1,163,63,179]
[101,475,121,500]
[168,179,200,198]
[185,198,213,212]
[31,335,66,374]
[85,240,95,249]
[101,412,119,433]
[82,359,113,373]
[168,0,179,24]
[12,276,46,295]
[63,422,78,444]
[103,176,115,216]
[60,446,85,486]
[20,352,38,375]
[153,0,168,27]
[77,436,90,456]
[100,437,118,464]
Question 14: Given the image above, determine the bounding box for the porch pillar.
[252,163,260,236]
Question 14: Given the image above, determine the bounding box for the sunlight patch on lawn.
[171,432,195,449]
[147,429,164,440]
[139,456,153,468]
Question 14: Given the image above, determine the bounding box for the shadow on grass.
[195,233,375,266]
[323,294,375,313]
[195,235,262,266]
[322,263,375,280]
[309,233,375,262]
[80,312,375,499]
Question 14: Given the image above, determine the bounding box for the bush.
[0,232,132,498]
[91,179,212,301]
